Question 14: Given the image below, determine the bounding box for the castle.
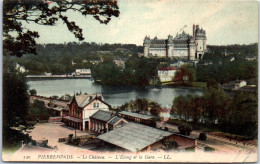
[143,24,207,60]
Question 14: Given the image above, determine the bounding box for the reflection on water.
[27,79,203,107]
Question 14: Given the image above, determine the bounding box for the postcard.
[2,0,258,162]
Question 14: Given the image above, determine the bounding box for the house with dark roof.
[98,123,197,152]
[63,94,111,131]
[90,110,127,134]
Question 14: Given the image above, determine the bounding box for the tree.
[172,95,188,120]
[173,64,196,86]
[178,124,192,136]
[3,0,120,57]
[203,87,230,125]
[199,133,207,141]
[29,89,37,96]
[28,100,51,121]
[3,61,30,149]
[230,92,257,137]
[149,101,161,117]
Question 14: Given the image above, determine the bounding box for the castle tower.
[143,36,151,57]
[188,38,196,60]
[166,35,174,57]
[194,25,207,59]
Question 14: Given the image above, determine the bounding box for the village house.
[158,66,178,82]
[89,110,128,134]
[118,111,154,126]
[98,122,197,152]
[63,94,111,131]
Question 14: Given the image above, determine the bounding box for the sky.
[26,0,258,46]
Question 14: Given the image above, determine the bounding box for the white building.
[75,69,91,76]
[15,63,28,73]
[113,59,125,68]
[158,66,178,82]
[234,80,247,88]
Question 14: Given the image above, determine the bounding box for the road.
[16,122,95,154]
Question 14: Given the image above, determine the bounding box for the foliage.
[3,0,120,57]
[92,56,158,86]
[204,146,215,152]
[50,95,59,99]
[11,43,143,75]
[172,87,258,137]
[228,92,258,137]
[173,63,196,86]
[2,126,35,150]
[60,94,72,101]
[28,100,51,121]
[3,60,30,149]
[3,60,29,128]
[91,60,122,85]
[178,124,192,136]
[199,133,207,141]
[197,44,257,85]
[119,98,162,117]
[29,89,37,96]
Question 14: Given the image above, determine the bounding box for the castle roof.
[174,31,192,40]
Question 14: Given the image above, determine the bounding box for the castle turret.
[188,38,195,60]
[194,24,207,59]
[167,35,174,57]
[143,36,151,57]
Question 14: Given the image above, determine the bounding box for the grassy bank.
[161,81,207,89]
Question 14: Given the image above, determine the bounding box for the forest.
[7,42,143,75]
[171,87,257,138]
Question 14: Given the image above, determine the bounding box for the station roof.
[98,122,172,152]
[107,116,122,125]
[119,111,153,120]
[90,110,114,122]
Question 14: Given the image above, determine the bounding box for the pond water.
[27,79,203,108]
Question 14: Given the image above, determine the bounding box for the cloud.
[29,0,257,45]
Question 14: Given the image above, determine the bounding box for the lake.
[27,79,203,108]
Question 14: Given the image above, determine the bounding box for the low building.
[15,63,28,73]
[75,69,91,76]
[44,72,52,76]
[113,59,125,68]
[158,66,178,82]
[222,80,247,91]
[90,110,127,134]
[245,56,257,61]
[115,48,128,53]
[118,111,154,126]
[98,122,197,152]
[63,94,111,131]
